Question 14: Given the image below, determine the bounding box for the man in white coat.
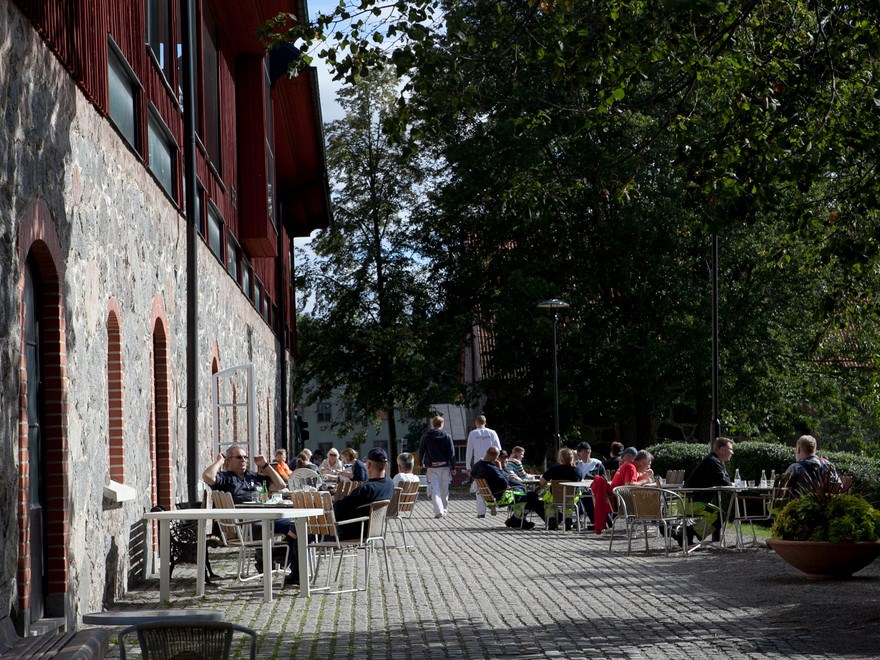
[465,415,502,517]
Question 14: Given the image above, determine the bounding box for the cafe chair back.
[664,469,686,485]
[333,480,361,502]
[290,468,323,490]
[210,490,288,583]
[118,620,256,660]
[611,486,687,556]
[385,481,421,551]
[545,481,581,533]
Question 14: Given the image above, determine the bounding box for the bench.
[1,614,109,659]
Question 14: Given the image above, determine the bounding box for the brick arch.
[17,199,69,619]
[150,296,173,510]
[107,298,124,483]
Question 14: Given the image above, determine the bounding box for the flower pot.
[766,538,880,580]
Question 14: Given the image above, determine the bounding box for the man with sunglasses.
[203,445,297,581]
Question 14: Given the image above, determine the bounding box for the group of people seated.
[469,433,843,546]
[202,444,394,586]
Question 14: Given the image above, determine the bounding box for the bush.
[647,440,880,505]
[772,494,880,542]
[645,442,707,478]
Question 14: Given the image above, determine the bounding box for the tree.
[269,1,880,454]
[294,68,451,464]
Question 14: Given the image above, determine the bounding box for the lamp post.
[537,299,569,458]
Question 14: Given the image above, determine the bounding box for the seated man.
[472,447,534,529]
[575,442,606,525]
[682,436,735,545]
[272,448,292,480]
[784,434,841,497]
[333,447,395,539]
[392,452,421,487]
[202,445,297,581]
[590,447,653,534]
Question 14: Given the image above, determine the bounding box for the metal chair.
[610,486,688,556]
[333,479,361,501]
[385,481,421,550]
[210,490,288,583]
[289,468,323,490]
[473,479,528,526]
[294,494,391,593]
[733,472,792,547]
[664,469,685,485]
[118,620,256,659]
[544,481,581,532]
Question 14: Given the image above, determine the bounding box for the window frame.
[107,38,142,151]
[147,103,178,199]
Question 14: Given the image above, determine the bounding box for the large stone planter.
[766,538,880,580]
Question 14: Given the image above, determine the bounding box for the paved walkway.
[100,491,880,659]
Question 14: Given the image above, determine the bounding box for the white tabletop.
[145,507,322,603]
[83,609,223,626]
[558,480,594,488]
[145,507,322,520]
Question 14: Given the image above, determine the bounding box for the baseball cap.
[621,446,638,457]
[367,447,388,462]
[576,442,591,452]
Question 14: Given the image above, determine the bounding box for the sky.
[307,0,345,124]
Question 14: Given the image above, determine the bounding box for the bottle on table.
[734,468,742,487]
[260,481,269,503]
[760,470,768,488]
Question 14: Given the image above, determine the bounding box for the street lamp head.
[537,299,569,310]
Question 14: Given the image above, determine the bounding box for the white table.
[144,507,322,603]
[83,609,223,626]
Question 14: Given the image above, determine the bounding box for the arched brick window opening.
[17,200,69,626]
[107,301,124,483]
[151,318,173,510]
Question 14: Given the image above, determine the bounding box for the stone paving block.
[98,491,880,658]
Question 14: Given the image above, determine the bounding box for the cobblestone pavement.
[101,491,880,659]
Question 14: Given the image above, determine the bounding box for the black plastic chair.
[118,620,257,659]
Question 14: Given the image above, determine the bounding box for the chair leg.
[400,520,409,551]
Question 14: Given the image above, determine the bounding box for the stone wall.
[0,0,291,625]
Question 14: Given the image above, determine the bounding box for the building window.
[148,107,176,197]
[146,0,174,84]
[194,180,204,236]
[455,445,466,464]
[201,5,221,169]
[253,280,262,313]
[207,203,223,261]
[108,41,140,149]
[241,255,252,299]
[263,59,276,230]
[316,402,332,423]
[226,232,240,282]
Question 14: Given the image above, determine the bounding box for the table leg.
[262,519,273,603]
[295,517,310,599]
[196,519,207,597]
[159,520,170,602]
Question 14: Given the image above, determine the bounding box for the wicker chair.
[118,620,257,659]
[610,486,688,556]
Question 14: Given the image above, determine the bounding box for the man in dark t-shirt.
[471,447,534,529]
[333,447,395,540]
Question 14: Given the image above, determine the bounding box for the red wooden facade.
[14,0,330,344]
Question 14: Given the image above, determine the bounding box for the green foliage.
[645,442,708,478]
[293,69,458,461]
[267,1,880,454]
[772,494,880,543]
[649,440,880,505]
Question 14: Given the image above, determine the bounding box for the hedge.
[646,441,880,506]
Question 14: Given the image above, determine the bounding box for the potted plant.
[767,472,880,579]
